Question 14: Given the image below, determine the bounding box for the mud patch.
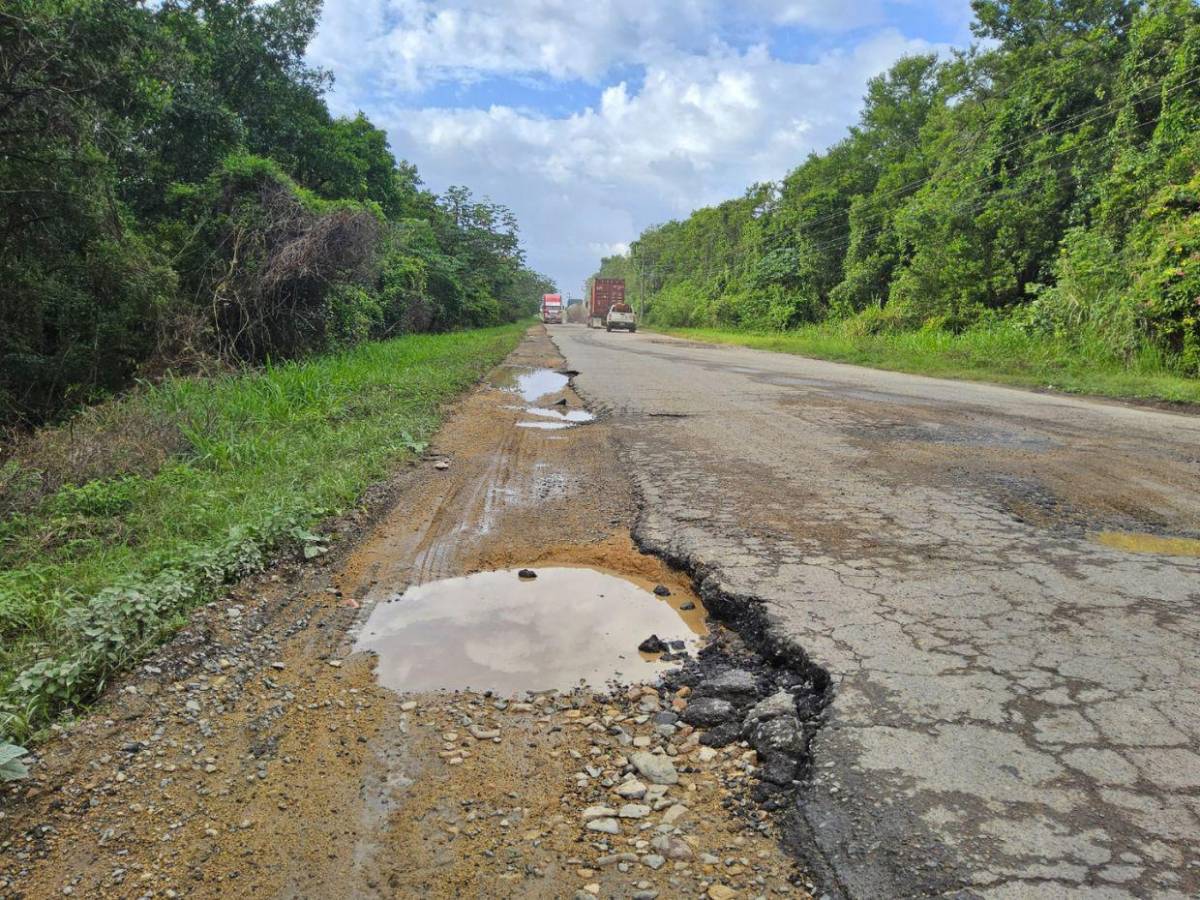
[515,420,574,430]
[354,567,706,695]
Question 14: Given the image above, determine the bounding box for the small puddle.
[493,367,569,403]
[494,367,595,430]
[517,421,573,430]
[354,567,707,695]
[517,407,596,430]
[526,407,595,423]
[1093,530,1200,557]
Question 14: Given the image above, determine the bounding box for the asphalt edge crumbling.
[628,523,849,900]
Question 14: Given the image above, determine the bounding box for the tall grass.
[0,324,525,740]
[658,320,1200,405]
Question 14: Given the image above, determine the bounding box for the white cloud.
[307,1,966,289]
[749,0,887,29]
[591,241,631,258]
[310,0,718,92]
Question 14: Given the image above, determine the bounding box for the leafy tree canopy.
[0,0,552,426]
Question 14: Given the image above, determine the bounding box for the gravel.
[629,752,679,785]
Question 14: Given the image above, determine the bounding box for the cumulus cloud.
[310,0,717,92]
[307,0,968,289]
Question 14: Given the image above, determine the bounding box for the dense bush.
[592,0,1200,376]
[0,0,552,427]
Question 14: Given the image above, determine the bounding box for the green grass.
[0,324,525,741]
[656,322,1200,406]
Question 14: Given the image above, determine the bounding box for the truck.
[588,278,634,331]
[541,293,563,324]
[605,302,636,332]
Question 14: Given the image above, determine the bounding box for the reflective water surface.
[492,367,570,402]
[354,567,706,695]
[525,407,595,423]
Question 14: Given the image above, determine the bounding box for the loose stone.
[630,752,679,785]
[682,697,735,727]
[581,806,617,821]
[615,779,647,799]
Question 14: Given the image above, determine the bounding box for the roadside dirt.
[1,328,813,899]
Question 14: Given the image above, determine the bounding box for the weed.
[0,741,27,781]
[656,321,1200,406]
[0,324,525,742]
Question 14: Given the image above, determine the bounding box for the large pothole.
[491,365,569,402]
[354,566,707,695]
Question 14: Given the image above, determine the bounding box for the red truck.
[588,278,631,330]
[541,293,563,324]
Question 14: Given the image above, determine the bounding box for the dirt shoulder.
[1,327,813,899]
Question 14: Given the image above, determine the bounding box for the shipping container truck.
[541,293,563,324]
[588,278,627,329]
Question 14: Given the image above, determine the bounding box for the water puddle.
[494,367,595,430]
[354,567,707,695]
[1093,530,1200,557]
[517,407,596,430]
[525,407,595,424]
[492,366,569,403]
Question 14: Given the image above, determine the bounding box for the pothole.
[354,567,708,695]
[525,407,595,424]
[492,366,569,402]
[515,420,574,430]
[494,366,596,430]
[517,407,597,430]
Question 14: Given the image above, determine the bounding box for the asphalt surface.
[551,326,1200,900]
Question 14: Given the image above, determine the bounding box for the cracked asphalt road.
[551,326,1200,900]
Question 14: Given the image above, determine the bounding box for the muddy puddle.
[525,406,595,423]
[354,567,707,695]
[492,366,569,402]
[493,366,597,430]
[517,407,597,430]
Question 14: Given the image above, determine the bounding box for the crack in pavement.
[551,327,1200,900]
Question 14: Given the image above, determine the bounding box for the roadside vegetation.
[592,0,1200,396]
[0,1,553,752]
[1,0,553,429]
[0,324,525,745]
[660,322,1200,404]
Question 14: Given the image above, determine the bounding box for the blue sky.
[307,1,977,293]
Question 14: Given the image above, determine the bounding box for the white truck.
[605,304,637,332]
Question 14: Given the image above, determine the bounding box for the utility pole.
[633,245,644,321]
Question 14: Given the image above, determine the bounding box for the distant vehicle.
[606,301,636,332]
[541,293,563,324]
[588,278,626,329]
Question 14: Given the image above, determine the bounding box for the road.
[552,326,1200,899]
